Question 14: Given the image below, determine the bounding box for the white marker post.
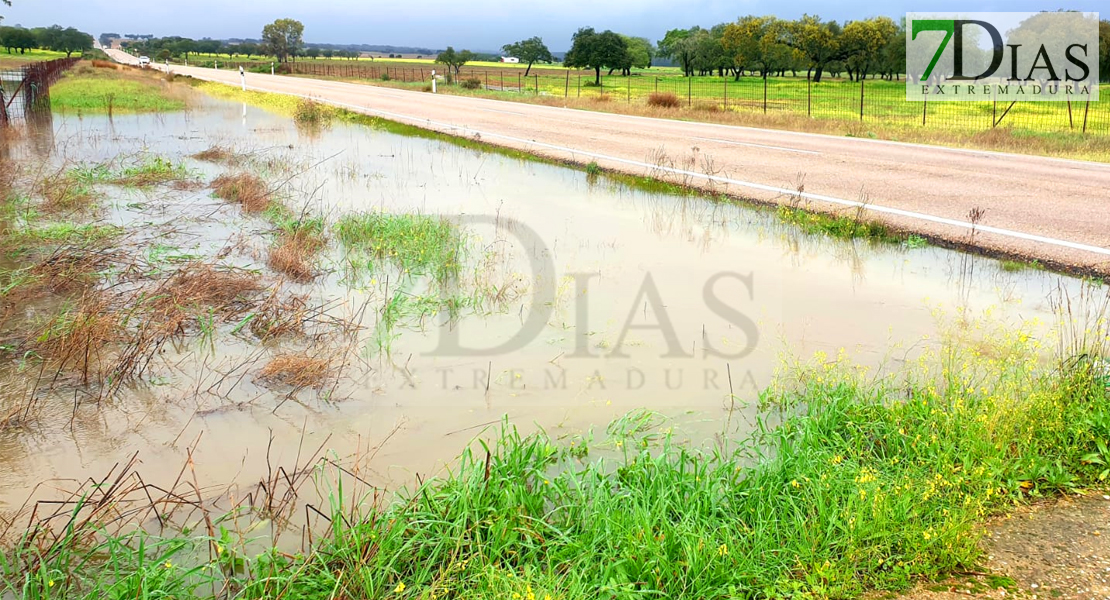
[240,65,246,91]
[271,63,274,76]
[215,61,219,70]
[431,69,437,94]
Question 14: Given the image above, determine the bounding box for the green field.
[0,48,70,67]
[50,68,186,113]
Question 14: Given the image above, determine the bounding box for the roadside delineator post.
[215,61,219,70]
[271,63,274,76]
[431,70,437,93]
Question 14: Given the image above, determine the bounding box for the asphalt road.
[108,49,1110,274]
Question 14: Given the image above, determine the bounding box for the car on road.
[138,56,150,68]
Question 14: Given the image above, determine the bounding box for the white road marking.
[136,61,1110,259]
[477,107,526,116]
[691,136,820,155]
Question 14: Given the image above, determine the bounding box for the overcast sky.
[0,0,1103,51]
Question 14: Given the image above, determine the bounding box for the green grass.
[334,212,463,283]
[51,71,186,114]
[777,205,899,243]
[0,48,69,67]
[4,320,1109,599]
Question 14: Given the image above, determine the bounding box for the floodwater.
[0,96,1096,518]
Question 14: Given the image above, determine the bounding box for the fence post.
[577,75,581,97]
[992,98,997,127]
[535,74,539,95]
[655,77,658,93]
[565,71,570,98]
[688,76,692,107]
[922,94,927,126]
[858,76,864,121]
[0,89,8,127]
[1082,98,1090,133]
[486,71,489,90]
[1067,99,1074,130]
[627,77,630,103]
[723,80,728,110]
[763,73,768,113]
[807,73,812,117]
[518,73,522,93]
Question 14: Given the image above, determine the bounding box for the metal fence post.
[688,76,692,107]
[763,74,768,113]
[577,75,581,97]
[1082,98,1090,133]
[807,73,812,117]
[518,73,522,93]
[485,71,489,90]
[723,80,728,110]
[922,95,927,126]
[627,77,630,103]
[859,76,864,121]
[655,77,658,93]
[1067,99,1074,130]
[565,71,570,97]
[535,74,539,95]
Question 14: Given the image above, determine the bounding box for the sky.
[0,0,1103,52]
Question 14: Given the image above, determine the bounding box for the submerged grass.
[335,212,462,282]
[4,319,1109,599]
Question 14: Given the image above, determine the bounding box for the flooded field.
[0,94,1098,524]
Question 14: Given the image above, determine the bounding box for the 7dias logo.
[906,12,1099,101]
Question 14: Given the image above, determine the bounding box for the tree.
[262,18,304,63]
[172,39,196,62]
[840,17,897,80]
[501,36,553,76]
[306,47,320,59]
[563,27,628,85]
[657,28,697,76]
[0,26,34,54]
[722,16,791,78]
[783,14,841,82]
[435,46,474,79]
[622,36,654,73]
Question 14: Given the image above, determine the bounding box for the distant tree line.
[0,24,93,57]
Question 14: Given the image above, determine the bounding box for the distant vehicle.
[499,57,520,64]
[138,56,150,67]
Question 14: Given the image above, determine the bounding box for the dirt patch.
[899,494,1110,600]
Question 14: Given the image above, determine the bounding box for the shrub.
[461,78,482,90]
[380,72,391,81]
[647,91,681,108]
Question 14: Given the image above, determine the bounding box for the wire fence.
[229,61,1106,135]
[0,57,80,126]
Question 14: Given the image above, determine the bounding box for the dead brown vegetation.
[29,292,123,383]
[146,262,262,323]
[646,92,681,109]
[259,353,332,389]
[191,146,243,165]
[212,173,271,213]
[35,171,94,213]
[267,228,325,282]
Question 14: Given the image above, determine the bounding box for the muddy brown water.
[0,97,1098,526]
